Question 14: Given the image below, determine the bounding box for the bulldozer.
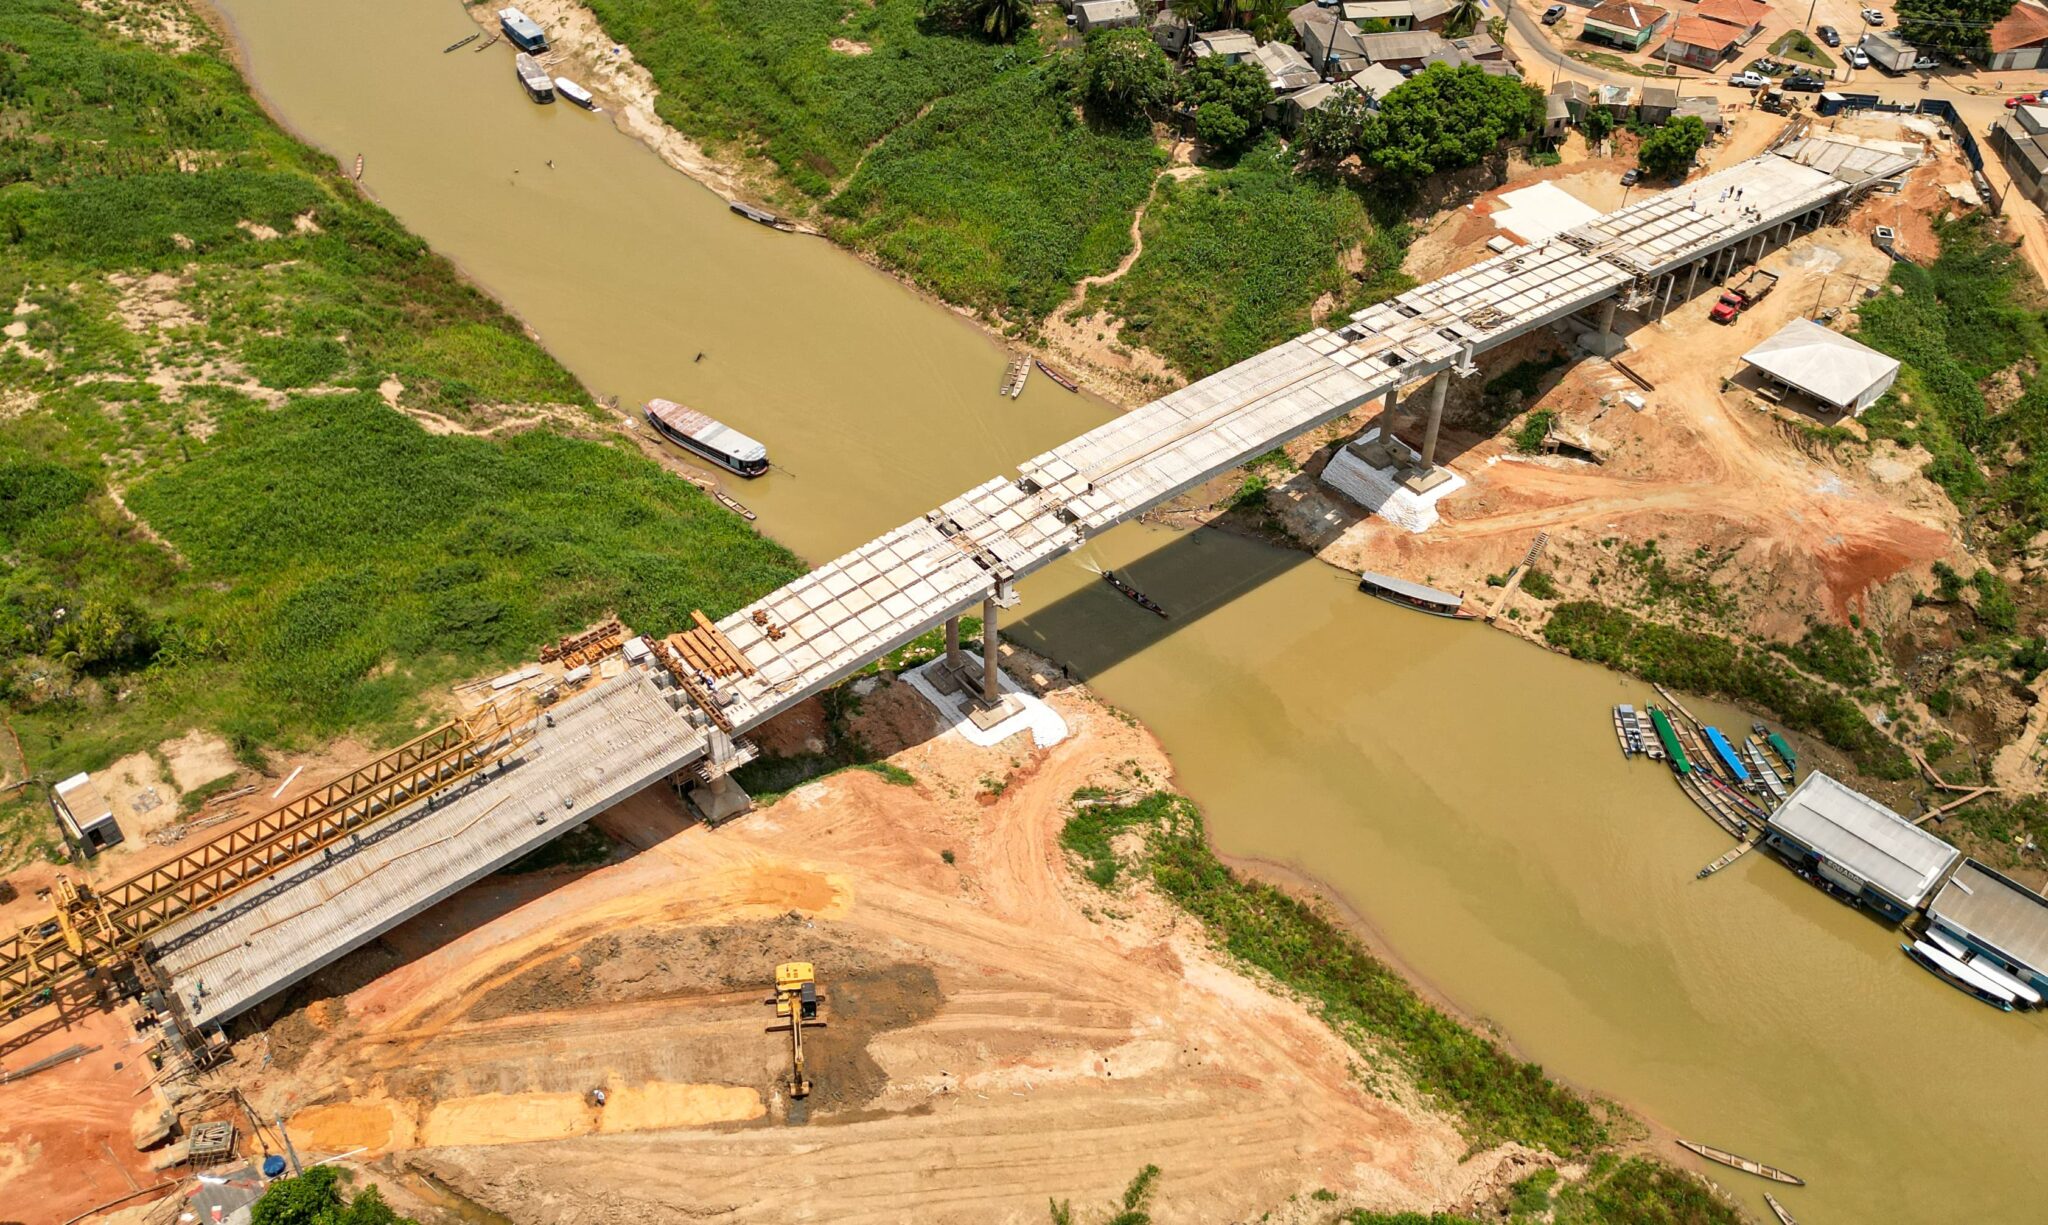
[766,961,825,1098]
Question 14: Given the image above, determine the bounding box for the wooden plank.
[693,610,757,676]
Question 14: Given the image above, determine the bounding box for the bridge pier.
[1417,372,1449,471]
[945,616,962,667]
[982,595,1000,704]
[1583,297,1625,357]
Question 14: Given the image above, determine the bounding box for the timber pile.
[541,617,624,666]
[667,611,757,679]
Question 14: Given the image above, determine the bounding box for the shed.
[1929,859,2048,999]
[1355,29,1449,68]
[1764,772,1959,922]
[1151,9,1196,55]
[1675,95,1726,131]
[1191,28,1261,62]
[1595,82,1634,115]
[1580,1,1669,51]
[1550,79,1590,121]
[1252,40,1322,92]
[54,772,124,854]
[1545,91,1573,138]
[1350,63,1408,99]
[1299,12,1372,77]
[1741,318,1901,416]
[1075,0,1142,32]
[1638,84,1679,123]
[1281,79,1373,130]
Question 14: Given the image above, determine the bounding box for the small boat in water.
[1035,359,1078,392]
[713,490,757,521]
[1755,722,1797,783]
[1904,938,2017,1011]
[1000,355,1031,399]
[1764,1192,1798,1225]
[1102,571,1167,618]
[498,6,549,53]
[730,200,792,230]
[644,399,769,478]
[444,32,480,52]
[514,53,556,103]
[1613,704,1643,758]
[1675,1139,1805,1186]
[1357,570,1473,619]
[553,77,600,110]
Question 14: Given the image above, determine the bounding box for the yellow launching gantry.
[766,962,826,1098]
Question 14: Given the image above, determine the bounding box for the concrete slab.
[904,653,1068,750]
[1320,429,1468,533]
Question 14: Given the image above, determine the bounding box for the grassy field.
[1084,142,1408,374]
[828,65,1165,323]
[0,0,803,847]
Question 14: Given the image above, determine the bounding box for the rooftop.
[1696,0,1770,29]
[1584,1,1667,32]
[1930,859,2048,974]
[1668,14,1744,48]
[1356,29,1449,60]
[1742,319,1901,408]
[1342,0,1452,20]
[1992,0,2048,52]
[1767,772,1959,907]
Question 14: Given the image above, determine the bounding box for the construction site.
[0,120,1984,1223]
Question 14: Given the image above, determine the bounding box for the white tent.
[1740,318,1901,416]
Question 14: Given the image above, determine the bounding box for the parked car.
[2007,92,2040,108]
[1783,72,1826,92]
[1729,70,1769,88]
[1847,46,1869,68]
[1542,3,1567,22]
[1862,7,1885,23]
[1912,55,1940,70]
[1817,24,1840,46]
[1621,167,1641,186]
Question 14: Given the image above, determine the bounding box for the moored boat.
[1357,570,1473,619]
[1674,1139,1805,1185]
[444,32,479,52]
[1613,704,1643,758]
[644,399,769,478]
[1000,355,1031,398]
[553,77,599,110]
[498,6,549,53]
[1102,571,1167,618]
[1904,939,2017,1011]
[1764,1192,1797,1225]
[1702,726,1749,783]
[1034,359,1079,392]
[513,53,555,103]
[730,200,790,229]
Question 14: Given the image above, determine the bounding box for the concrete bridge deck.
[150,146,1911,1030]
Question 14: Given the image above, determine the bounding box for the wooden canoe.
[1765,1192,1798,1225]
[1034,359,1079,392]
[1676,1139,1805,1186]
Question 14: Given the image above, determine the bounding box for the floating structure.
[553,77,599,110]
[644,399,769,477]
[513,53,555,103]
[497,6,548,53]
[1676,1139,1805,1186]
[1904,937,2018,1011]
[1763,772,1960,924]
[1357,570,1471,618]
[1922,858,2048,1008]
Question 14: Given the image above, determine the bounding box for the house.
[1549,79,1591,121]
[1421,45,1477,70]
[1545,91,1574,139]
[1695,0,1769,42]
[1992,113,2048,205]
[1638,84,1678,123]
[1252,40,1322,92]
[1660,13,1745,66]
[1675,95,1726,131]
[1763,772,1959,924]
[1281,78,1371,131]
[1927,859,2048,1004]
[1580,1,1669,51]
[1074,0,1141,32]
[1990,0,2048,70]
[1349,62,1408,98]
[1741,318,1902,416]
[54,772,124,854]
[1340,0,1455,31]
[1356,28,1451,70]
[1595,82,1634,115]
[1151,8,1196,55]
[1191,28,1262,62]
[1447,32,1505,61]
[1299,12,1374,77]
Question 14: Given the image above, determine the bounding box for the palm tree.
[1445,0,1484,36]
[971,0,1032,41]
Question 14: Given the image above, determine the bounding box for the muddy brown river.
[208,0,2043,1218]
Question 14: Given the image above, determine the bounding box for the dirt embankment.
[193,674,1535,1224]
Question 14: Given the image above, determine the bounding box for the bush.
[1636,115,1709,180]
[1178,58,1267,152]
[253,1166,413,1225]
[1362,65,1544,179]
[1514,409,1556,453]
[1081,28,1169,123]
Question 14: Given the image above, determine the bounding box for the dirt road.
[217,677,1533,1224]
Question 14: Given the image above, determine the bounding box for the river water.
[208,1,2043,1218]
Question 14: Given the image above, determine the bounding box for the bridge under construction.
[0,140,1916,1055]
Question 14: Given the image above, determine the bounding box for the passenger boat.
[1102,571,1167,618]
[553,77,600,110]
[498,6,549,53]
[1924,925,2042,1007]
[444,32,479,52]
[1904,938,2017,1011]
[1035,359,1079,392]
[1702,726,1750,784]
[1746,741,1787,803]
[1613,704,1644,758]
[1674,1140,1805,1186]
[1756,722,1797,783]
[1648,707,1691,775]
[513,53,555,103]
[1764,1192,1798,1225]
[1356,570,1473,619]
[643,399,769,477]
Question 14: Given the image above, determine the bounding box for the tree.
[252,1167,416,1225]
[50,594,157,673]
[1295,84,1372,166]
[922,0,1032,42]
[1082,29,1171,123]
[1445,0,1485,36]
[1581,103,1616,144]
[1359,64,1544,179]
[1895,0,2014,59]
[1178,57,1267,152]
[1636,115,1710,180]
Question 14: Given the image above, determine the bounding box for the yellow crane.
[766,961,825,1098]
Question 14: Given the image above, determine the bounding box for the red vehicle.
[1710,269,1779,323]
[2008,93,2040,109]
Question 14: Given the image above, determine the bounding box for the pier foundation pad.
[686,772,754,827]
[1320,427,1466,533]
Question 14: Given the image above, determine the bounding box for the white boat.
[1904,939,2016,1011]
[513,53,555,103]
[643,399,768,477]
[553,77,599,110]
[498,6,549,53]
[1928,926,2043,1006]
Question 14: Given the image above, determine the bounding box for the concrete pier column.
[1377,384,1403,434]
[1418,372,1450,469]
[944,615,962,667]
[1659,275,1675,319]
[981,595,1000,703]
[1685,260,1701,303]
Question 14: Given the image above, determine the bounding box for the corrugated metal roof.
[646,398,768,463]
[1930,858,2048,976]
[1358,570,1462,607]
[1767,771,1958,907]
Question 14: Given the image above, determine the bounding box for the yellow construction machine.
[766,961,825,1098]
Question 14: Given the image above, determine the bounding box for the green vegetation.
[828,64,1164,322]
[1513,409,1557,453]
[253,1166,413,1225]
[499,822,616,875]
[1545,602,1913,778]
[925,0,1034,43]
[1081,28,1171,125]
[0,2,801,809]
[1768,29,1837,70]
[1895,0,2011,58]
[1342,1155,1739,1223]
[1088,142,1405,374]
[1358,65,1546,178]
[1178,58,1270,154]
[1778,623,1878,687]
[732,684,917,804]
[1048,1163,1161,1225]
[1636,116,1709,180]
[1521,569,1560,600]
[1066,791,1605,1153]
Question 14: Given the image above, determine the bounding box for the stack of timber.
[666,611,758,679]
[540,617,624,666]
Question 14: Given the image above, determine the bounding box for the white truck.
[1860,30,1917,73]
